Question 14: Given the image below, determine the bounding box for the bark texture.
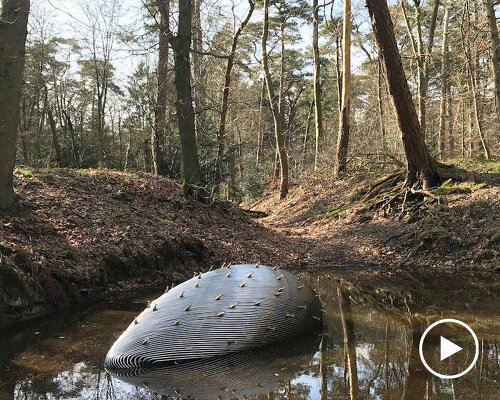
[262,0,288,199]
[367,0,440,189]
[152,0,170,176]
[168,0,203,191]
[334,0,351,178]
[0,0,30,208]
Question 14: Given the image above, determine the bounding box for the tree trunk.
[262,0,288,199]
[419,0,440,138]
[461,1,491,160]
[413,1,426,134]
[377,58,387,152]
[335,35,342,113]
[279,21,286,127]
[313,0,323,171]
[47,108,63,167]
[448,90,455,155]
[402,321,427,400]
[63,110,81,168]
[169,0,203,192]
[438,7,450,160]
[485,0,500,120]
[0,0,30,209]
[334,0,351,178]
[367,0,440,189]
[469,71,491,160]
[303,99,314,166]
[152,0,170,176]
[256,78,266,164]
[192,0,204,136]
[95,66,108,167]
[319,337,327,400]
[36,90,48,166]
[216,0,255,187]
[401,0,439,141]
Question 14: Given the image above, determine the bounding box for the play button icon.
[440,336,462,361]
[419,318,479,379]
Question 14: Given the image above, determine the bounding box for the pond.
[0,272,498,400]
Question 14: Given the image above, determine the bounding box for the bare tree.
[461,0,491,160]
[312,0,323,171]
[334,0,351,178]
[438,7,450,159]
[216,0,255,188]
[0,0,30,208]
[400,0,439,138]
[367,0,440,189]
[485,0,500,120]
[262,0,288,199]
[152,0,170,176]
[192,0,204,136]
[79,0,122,167]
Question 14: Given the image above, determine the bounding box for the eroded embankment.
[0,169,299,324]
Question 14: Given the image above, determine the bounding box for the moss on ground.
[446,158,500,174]
[323,204,351,223]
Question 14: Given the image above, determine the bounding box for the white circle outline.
[419,318,479,379]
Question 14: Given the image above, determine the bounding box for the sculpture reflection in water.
[108,332,321,399]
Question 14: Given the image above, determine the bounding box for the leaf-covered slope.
[0,169,298,321]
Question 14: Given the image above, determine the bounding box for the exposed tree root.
[339,169,462,222]
[322,162,497,227]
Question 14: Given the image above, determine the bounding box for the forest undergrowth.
[249,159,500,308]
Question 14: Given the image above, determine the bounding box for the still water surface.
[1,273,499,400]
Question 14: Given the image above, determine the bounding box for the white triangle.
[440,336,463,361]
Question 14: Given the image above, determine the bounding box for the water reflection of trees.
[13,364,155,400]
[337,286,359,400]
[6,276,500,400]
[311,276,500,400]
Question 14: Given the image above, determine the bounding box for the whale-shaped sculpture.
[105,264,322,369]
[108,331,319,399]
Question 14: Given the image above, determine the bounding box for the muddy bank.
[0,169,299,324]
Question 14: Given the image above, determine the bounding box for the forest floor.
[0,159,499,323]
[247,159,500,311]
[0,168,298,323]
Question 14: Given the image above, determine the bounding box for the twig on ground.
[398,189,409,219]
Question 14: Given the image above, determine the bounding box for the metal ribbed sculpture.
[105,264,322,369]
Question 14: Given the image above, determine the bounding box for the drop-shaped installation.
[105,264,322,369]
